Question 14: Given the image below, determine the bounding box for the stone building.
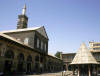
[89,41,100,63]
[62,53,75,71]
[62,41,100,73]
[0,5,63,74]
[89,41,100,73]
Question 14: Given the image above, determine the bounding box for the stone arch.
[5,50,14,59]
[34,55,39,73]
[26,55,32,73]
[17,53,24,72]
[4,50,14,73]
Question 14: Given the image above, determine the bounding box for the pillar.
[78,65,80,76]
[88,65,91,76]
[66,63,68,71]
[97,65,98,75]
[73,65,75,75]
[14,52,18,72]
[0,56,5,72]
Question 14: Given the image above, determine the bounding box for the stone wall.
[0,39,63,74]
[4,31,35,48]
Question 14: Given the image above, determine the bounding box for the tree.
[55,51,62,58]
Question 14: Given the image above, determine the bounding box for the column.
[88,65,91,76]
[97,65,98,76]
[73,65,75,75]
[78,65,80,76]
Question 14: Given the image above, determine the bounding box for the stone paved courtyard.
[5,71,74,76]
[25,71,73,76]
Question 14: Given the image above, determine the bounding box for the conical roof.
[71,43,98,64]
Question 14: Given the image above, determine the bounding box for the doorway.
[17,53,24,73]
[4,60,12,73]
[4,50,14,74]
[27,55,32,73]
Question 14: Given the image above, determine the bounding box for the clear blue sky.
[0,0,100,55]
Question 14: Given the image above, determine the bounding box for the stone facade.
[0,5,63,74]
[89,42,100,63]
[4,31,35,48]
[2,27,49,54]
[0,33,63,74]
[62,53,75,71]
[0,35,40,73]
[89,41,100,73]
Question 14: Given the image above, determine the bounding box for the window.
[96,55,99,59]
[41,41,43,50]
[0,44,1,56]
[37,38,39,48]
[93,48,100,50]
[45,43,46,51]
[40,56,43,62]
[24,37,29,45]
[35,56,39,61]
[99,55,100,59]
[5,50,14,59]
[93,44,100,46]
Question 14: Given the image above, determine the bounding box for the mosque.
[0,5,63,74]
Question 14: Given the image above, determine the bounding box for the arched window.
[5,50,14,59]
[37,38,39,48]
[27,55,32,73]
[4,50,14,73]
[41,41,43,50]
[45,43,47,51]
[17,53,24,72]
[24,37,29,45]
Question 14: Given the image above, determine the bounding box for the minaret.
[17,4,28,29]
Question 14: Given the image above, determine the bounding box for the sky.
[0,0,100,55]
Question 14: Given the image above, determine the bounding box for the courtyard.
[5,71,73,76]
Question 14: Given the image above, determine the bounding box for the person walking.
[62,70,66,76]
